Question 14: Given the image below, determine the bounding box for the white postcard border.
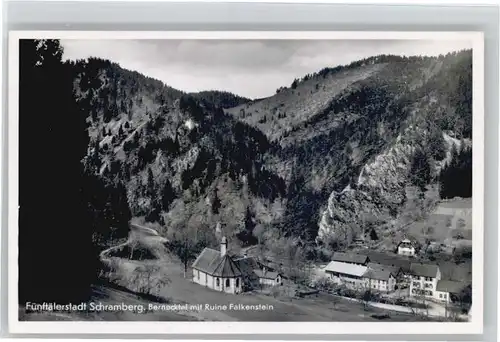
[7,30,485,335]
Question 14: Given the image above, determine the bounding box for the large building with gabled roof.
[409,262,442,299]
[324,261,368,289]
[324,259,399,292]
[191,236,243,294]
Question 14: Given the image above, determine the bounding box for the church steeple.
[220,236,227,257]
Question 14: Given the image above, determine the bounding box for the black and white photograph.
[8,31,484,334]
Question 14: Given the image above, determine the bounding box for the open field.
[406,197,472,245]
[155,257,425,322]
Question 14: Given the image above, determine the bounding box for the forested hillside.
[19,39,473,306]
[74,48,472,256]
[74,58,287,253]
[190,90,251,109]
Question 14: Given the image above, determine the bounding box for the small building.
[409,262,441,299]
[332,252,370,266]
[191,236,243,294]
[435,280,466,303]
[233,256,282,289]
[353,237,365,247]
[324,261,368,289]
[253,267,283,287]
[397,239,416,257]
[364,263,399,292]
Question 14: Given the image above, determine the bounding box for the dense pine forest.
[18,39,472,304]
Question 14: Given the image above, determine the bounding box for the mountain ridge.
[74,49,472,256]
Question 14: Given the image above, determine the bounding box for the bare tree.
[100,257,122,282]
[331,294,341,310]
[343,223,356,248]
[167,216,213,278]
[398,287,427,319]
[357,282,373,313]
[170,230,198,279]
[285,242,308,284]
[357,290,371,318]
[253,223,266,247]
[129,239,140,260]
[422,293,430,317]
[405,299,419,317]
[131,264,170,296]
[359,212,378,239]
[410,290,430,319]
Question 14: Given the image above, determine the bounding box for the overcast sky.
[61,39,472,99]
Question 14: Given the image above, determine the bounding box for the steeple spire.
[220,236,227,257]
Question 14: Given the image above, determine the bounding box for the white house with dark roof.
[253,267,283,287]
[191,236,243,294]
[409,262,441,299]
[363,263,398,292]
[397,238,416,257]
[434,280,466,303]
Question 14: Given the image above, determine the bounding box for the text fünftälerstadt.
[25,302,274,313]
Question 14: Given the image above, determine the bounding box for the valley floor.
[149,256,416,322]
[20,224,438,322]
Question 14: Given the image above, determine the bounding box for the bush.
[269,284,296,298]
[312,277,335,292]
[131,264,170,297]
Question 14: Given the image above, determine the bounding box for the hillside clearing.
[406,197,472,245]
